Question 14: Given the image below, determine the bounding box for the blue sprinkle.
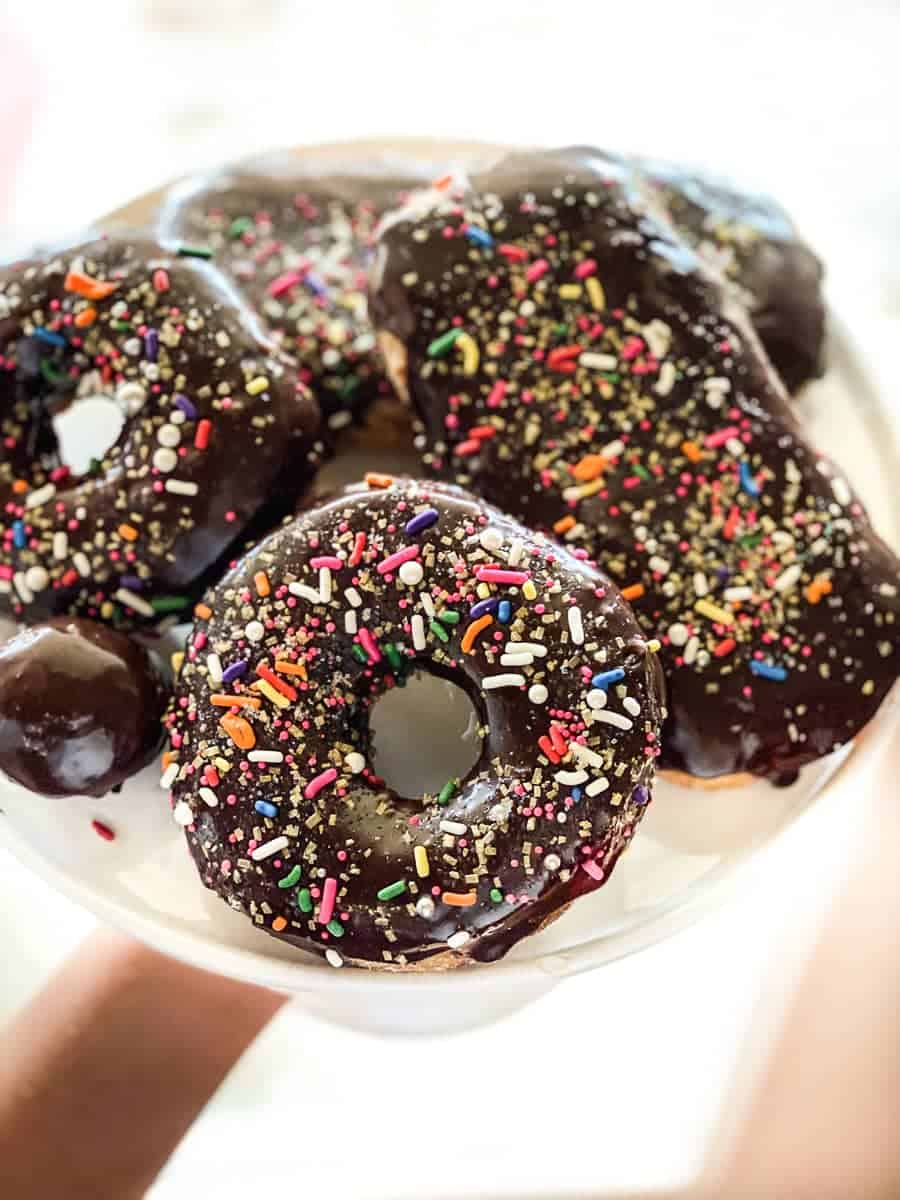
[465,225,494,248]
[591,667,625,690]
[304,273,329,299]
[498,600,512,624]
[740,462,760,497]
[222,660,249,684]
[571,787,583,802]
[174,393,198,420]
[749,660,788,682]
[470,597,498,619]
[254,800,279,819]
[144,328,159,363]
[34,327,66,348]
[12,520,26,549]
[404,507,439,536]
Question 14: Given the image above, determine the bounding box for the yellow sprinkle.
[100,601,114,620]
[171,650,185,675]
[455,332,480,376]
[246,375,269,396]
[414,845,430,878]
[695,598,735,626]
[255,679,291,709]
[586,277,606,311]
[558,283,582,300]
[476,582,492,599]
[647,639,661,653]
[523,579,537,601]
[214,757,231,775]
[568,479,605,501]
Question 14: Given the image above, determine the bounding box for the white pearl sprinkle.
[528,684,549,704]
[24,566,49,592]
[325,949,344,968]
[153,447,178,473]
[416,896,436,920]
[344,752,366,774]
[245,620,265,642]
[157,423,181,448]
[173,801,194,827]
[586,689,607,710]
[398,560,424,586]
[479,527,503,552]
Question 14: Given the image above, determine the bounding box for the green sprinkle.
[377,880,408,902]
[438,609,461,626]
[326,919,344,938]
[39,359,63,384]
[277,866,302,889]
[87,457,102,476]
[297,888,313,913]
[228,216,253,238]
[150,595,189,613]
[633,464,650,481]
[429,619,449,643]
[490,888,503,903]
[340,374,360,396]
[176,243,213,259]
[740,533,763,548]
[112,320,132,332]
[351,644,368,664]
[438,778,459,806]
[426,328,462,358]
[602,372,621,383]
[384,642,403,672]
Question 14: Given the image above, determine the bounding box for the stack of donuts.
[0,142,895,971]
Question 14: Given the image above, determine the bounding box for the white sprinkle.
[586,689,608,710]
[153,447,178,473]
[832,476,852,506]
[725,438,744,458]
[412,614,427,651]
[52,531,68,560]
[774,564,803,594]
[601,439,625,460]
[245,620,265,642]
[643,318,672,358]
[420,591,435,618]
[160,762,179,789]
[567,606,585,645]
[416,896,436,919]
[507,538,525,566]
[592,710,634,731]
[157,423,181,448]
[207,653,223,683]
[654,361,676,396]
[116,381,146,414]
[724,586,753,602]
[622,696,641,716]
[345,752,366,774]
[398,560,423,586]
[693,572,709,597]
[501,652,533,667]
[570,743,605,769]
[25,483,56,509]
[289,582,321,603]
[555,769,588,786]
[199,787,219,808]
[506,642,547,657]
[586,777,610,797]
[325,949,344,968]
[440,820,467,836]
[579,351,618,370]
[165,479,199,496]
[318,567,332,603]
[25,566,49,592]
[648,556,670,576]
[115,588,155,617]
[447,931,471,951]
[74,551,91,578]
[251,836,289,862]
[344,610,358,634]
[684,636,700,665]
[479,527,504,551]
[248,750,285,763]
[528,683,548,704]
[483,673,525,691]
[173,801,194,827]
[667,622,689,646]
[344,586,362,607]
[544,853,562,872]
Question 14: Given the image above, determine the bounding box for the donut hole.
[52,393,125,477]
[368,669,482,799]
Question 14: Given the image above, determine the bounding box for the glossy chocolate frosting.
[166,478,664,968]
[0,234,321,625]
[0,617,167,797]
[370,147,898,782]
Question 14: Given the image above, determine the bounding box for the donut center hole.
[369,671,482,799]
[52,394,125,477]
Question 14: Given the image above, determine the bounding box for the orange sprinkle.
[161,751,175,770]
[63,270,118,301]
[572,454,607,482]
[432,173,453,190]
[681,440,703,463]
[272,916,288,933]
[442,891,477,907]
[622,584,645,602]
[210,693,261,710]
[805,577,833,604]
[194,602,213,620]
[12,480,28,495]
[275,659,308,679]
[461,614,493,654]
[117,523,139,542]
[220,712,256,750]
[553,514,576,535]
[254,571,271,597]
[74,306,97,328]
[364,472,394,489]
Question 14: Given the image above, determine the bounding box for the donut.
[164,477,665,969]
[369,147,899,784]
[0,617,166,797]
[0,234,320,624]
[158,151,443,446]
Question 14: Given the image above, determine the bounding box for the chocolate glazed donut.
[369,147,898,784]
[0,234,320,625]
[165,478,664,969]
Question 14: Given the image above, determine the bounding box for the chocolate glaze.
[370,147,898,782]
[0,234,320,625]
[166,478,664,968]
[0,617,167,797]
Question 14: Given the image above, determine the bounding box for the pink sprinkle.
[581,859,605,881]
[267,270,303,297]
[318,877,337,925]
[526,258,549,283]
[358,627,381,662]
[310,555,343,570]
[574,258,598,279]
[377,545,420,575]
[304,767,338,800]
[705,425,740,449]
[475,567,529,585]
[486,380,507,408]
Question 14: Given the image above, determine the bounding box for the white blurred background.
[1,2,898,1196]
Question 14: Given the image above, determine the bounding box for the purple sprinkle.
[120,574,144,590]
[404,507,439,536]
[174,393,198,420]
[633,786,650,806]
[222,660,249,684]
[304,273,329,299]
[470,597,499,619]
[144,328,159,363]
